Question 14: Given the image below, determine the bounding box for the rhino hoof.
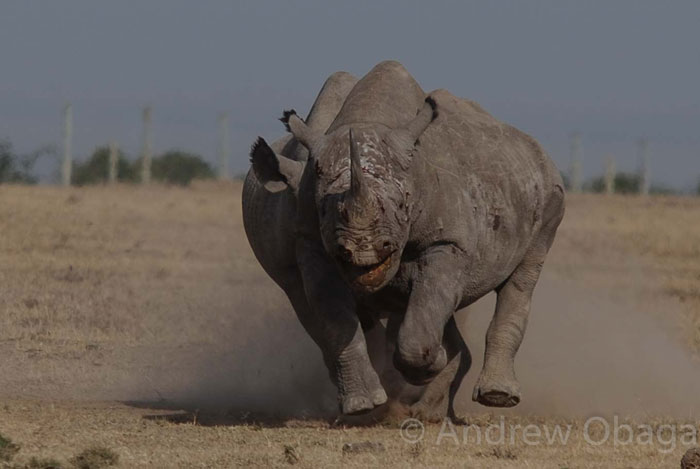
[472,381,521,408]
[371,388,388,406]
[341,388,387,415]
[342,396,374,415]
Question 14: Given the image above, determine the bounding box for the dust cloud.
[457,270,700,418]
[125,284,338,417]
[163,266,700,420]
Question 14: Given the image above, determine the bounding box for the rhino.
[243,61,565,420]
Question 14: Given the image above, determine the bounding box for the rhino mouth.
[344,252,395,290]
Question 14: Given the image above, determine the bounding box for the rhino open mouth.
[346,253,394,290]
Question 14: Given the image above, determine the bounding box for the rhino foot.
[472,375,521,408]
[337,356,388,415]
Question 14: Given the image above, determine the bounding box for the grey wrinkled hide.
[243,61,565,420]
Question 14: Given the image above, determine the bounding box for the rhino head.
[283,97,438,293]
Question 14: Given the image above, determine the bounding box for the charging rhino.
[243,61,565,420]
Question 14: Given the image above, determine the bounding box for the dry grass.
[0,183,699,467]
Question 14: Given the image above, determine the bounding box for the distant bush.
[586,172,640,194]
[0,139,46,184]
[648,184,677,196]
[150,150,214,186]
[586,172,678,195]
[73,146,136,186]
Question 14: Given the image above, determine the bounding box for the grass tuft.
[0,433,20,462]
[70,447,118,469]
[22,457,64,468]
[283,444,300,465]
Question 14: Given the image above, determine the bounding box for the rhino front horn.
[348,128,375,216]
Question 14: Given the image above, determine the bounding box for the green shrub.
[0,139,44,184]
[586,172,641,194]
[586,172,679,195]
[150,150,214,186]
[73,146,136,186]
[649,184,677,196]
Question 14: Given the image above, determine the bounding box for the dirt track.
[1,182,699,467]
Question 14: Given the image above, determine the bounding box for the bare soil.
[0,183,699,468]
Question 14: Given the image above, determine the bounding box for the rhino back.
[328,61,426,133]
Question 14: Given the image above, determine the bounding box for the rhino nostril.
[338,246,353,261]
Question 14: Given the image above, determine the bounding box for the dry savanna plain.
[1,181,700,468]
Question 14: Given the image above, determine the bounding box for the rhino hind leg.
[473,186,565,408]
[295,245,388,415]
[283,279,380,414]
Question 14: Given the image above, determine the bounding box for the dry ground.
[0,182,699,468]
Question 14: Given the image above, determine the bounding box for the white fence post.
[108,141,118,184]
[604,155,616,195]
[218,113,230,181]
[141,106,152,184]
[62,103,73,186]
[638,138,650,196]
[569,132,583,193]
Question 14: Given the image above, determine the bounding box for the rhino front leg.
[394,244,466,385]
[406,316,471,422]
[296,241,387,415]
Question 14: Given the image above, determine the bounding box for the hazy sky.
[1,1,699,187]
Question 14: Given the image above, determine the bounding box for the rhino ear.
[279,109,323,151]
[390,95,438,146]
[250,137,304,191]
